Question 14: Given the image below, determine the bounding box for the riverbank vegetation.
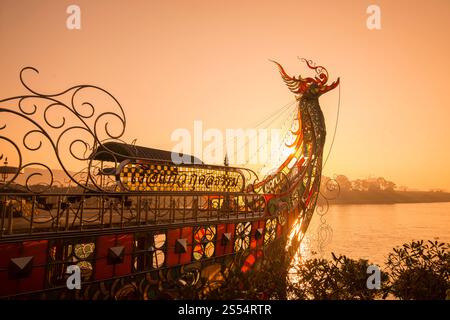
[198,239,450,300]
[321,175,450,204]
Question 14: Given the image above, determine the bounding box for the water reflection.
[293,202,450,265]
[287,202,450,299]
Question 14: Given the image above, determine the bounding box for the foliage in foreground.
[208,239,449,300]
[385,240,450,300]
[201,239,291,300]
[287,254,388,300]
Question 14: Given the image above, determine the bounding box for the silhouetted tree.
[384,180,396,191]
[385,240,450,300]
[335,175,352,192]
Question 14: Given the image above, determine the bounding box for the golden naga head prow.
[270,58,340,97]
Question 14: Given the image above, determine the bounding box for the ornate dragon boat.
[0,60,339,299]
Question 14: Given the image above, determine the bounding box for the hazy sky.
[1,0,449,191]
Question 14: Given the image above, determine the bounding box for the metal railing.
[0,191,267,239]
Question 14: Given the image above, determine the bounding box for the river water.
[298,202,450,265]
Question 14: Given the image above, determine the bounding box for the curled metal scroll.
[0,67,127,193]
[314,178,340,255]
[0,67,262,195]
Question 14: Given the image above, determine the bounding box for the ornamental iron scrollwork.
[193,225,216,260]
[234,222,251,252]
[0,67,258,194]
[0,67,127,193]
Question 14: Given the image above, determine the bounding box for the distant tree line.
[318,175,450,204]
[323,175,397,193]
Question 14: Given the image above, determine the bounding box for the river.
[299,202,450,265]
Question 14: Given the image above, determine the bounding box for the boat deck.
[0,192,270,240]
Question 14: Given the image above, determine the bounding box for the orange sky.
[1,0,450,191]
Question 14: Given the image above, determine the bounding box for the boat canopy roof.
[91,142,203,164]
[0,166,21,174]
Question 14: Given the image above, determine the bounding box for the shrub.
[288,253,387,300]
[385,240,450,300]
